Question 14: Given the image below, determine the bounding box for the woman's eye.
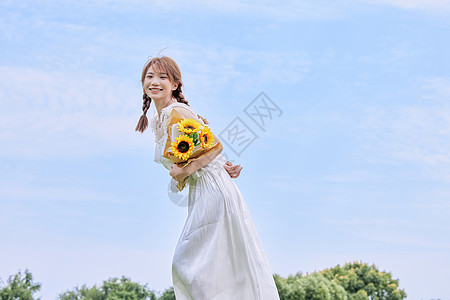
[161,76,167,79]
[146,75,152,78]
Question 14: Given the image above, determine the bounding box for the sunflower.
[171,135,195,161]
[177,118,202,134]
[199,126,215,148]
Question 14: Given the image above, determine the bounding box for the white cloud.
[421,77,450,103]
[142,0,450,16]
[361,105,450,163]
[364,0,450,12]
[87,0,349,20]
[97,0,450,17]
[176,46,311,96]
[0,66,152,159]
[357,78,450,168]
[5,0,352,21]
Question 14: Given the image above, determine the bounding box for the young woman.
[136,56,280,300]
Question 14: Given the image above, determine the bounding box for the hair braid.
[135,93,152,133]
[172,84,209,124]
[172,83,188,106]
[173,84,209,124]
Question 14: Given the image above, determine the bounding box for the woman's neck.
[155,98,176,118]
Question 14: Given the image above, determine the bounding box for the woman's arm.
[169,144,223,182]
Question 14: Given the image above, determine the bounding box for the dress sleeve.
[162,106,223,191]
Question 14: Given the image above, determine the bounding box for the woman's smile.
[150,88,162,93]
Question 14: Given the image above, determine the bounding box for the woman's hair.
[135,56,208,133]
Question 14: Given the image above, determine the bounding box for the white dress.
[150,102,280,300]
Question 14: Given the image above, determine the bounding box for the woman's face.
[143,64,177,102]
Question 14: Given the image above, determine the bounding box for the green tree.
[0,269,41,300]
[58,276,156,300]
[58,284,103,300]
[274,272,347,300]
[157,287,175,300]
[320,261,407,300]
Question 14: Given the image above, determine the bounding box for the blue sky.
[1,0,450,299]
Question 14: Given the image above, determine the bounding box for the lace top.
[149,101,183,167]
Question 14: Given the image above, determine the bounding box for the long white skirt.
[171,154,280,300]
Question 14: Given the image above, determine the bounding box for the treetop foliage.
[0,261,406,300]
[274,261,407,300]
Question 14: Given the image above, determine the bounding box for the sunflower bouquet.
[170,118,215,161]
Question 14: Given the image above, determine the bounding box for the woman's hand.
[169,164,188,182]
[223,161,243,179]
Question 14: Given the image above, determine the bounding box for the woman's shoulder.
[168,101,197,119]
